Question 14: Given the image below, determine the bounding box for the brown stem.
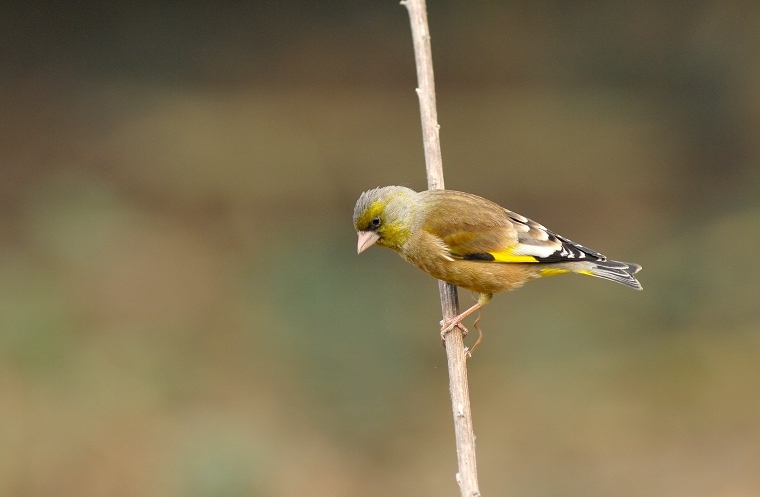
[402,0,480,495]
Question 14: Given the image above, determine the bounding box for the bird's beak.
[357,231,380,254]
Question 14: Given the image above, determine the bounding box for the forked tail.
[579,259,642,290]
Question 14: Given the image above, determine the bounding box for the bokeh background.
[2,1,760,496]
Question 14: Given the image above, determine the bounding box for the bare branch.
[402,0,481,495]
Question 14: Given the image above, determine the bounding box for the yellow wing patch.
[490,252,540,263]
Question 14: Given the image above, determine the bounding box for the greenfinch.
[353,186,641,344]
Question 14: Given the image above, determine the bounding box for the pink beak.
[357,231,380,254]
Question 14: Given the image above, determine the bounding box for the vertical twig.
[401,1,481,495]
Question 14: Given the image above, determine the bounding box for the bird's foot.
[440,317,468,335]
[440,317,468,345]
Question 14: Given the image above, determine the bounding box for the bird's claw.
[440,317,468,335]
[439,317,468,345]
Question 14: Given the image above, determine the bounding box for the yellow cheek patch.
[378,222,412,249]
[539,268,570,277]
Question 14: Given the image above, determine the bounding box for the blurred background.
[1,1,759,496]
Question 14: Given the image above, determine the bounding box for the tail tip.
[590,260,643,290]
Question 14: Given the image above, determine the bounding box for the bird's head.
[353,186,418,254]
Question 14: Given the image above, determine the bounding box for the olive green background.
[1,2,759,496]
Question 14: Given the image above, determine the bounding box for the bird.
[353,186,641,352]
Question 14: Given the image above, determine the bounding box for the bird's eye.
[371,216,381,229]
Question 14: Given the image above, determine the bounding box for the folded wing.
[420,190,606,264]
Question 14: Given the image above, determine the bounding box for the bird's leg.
[440,292,492,350]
